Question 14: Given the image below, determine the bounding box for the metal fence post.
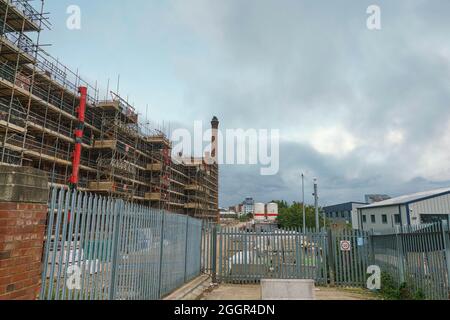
[157,211,166,299]
[396,228,406,284]
[200,221,205,273]
[109,200,124,300]
[183,216,190,283]
[441,221,450,299]
[211,224,218,283]
[369,230,376,264]
[327,229,336,286]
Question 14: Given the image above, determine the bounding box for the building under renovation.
[0,0,219,221]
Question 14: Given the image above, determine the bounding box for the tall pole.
[211,116,220,222]
[314,178,319,232]
[69,87,87,190]
[302,173,306,233]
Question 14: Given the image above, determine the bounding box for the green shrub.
[413,288,426,300]
[379,272,426,300]
[379,272,400,300]
[398,283,413,300]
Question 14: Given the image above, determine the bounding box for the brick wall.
[0,203,48,300]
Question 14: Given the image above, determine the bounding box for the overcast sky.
[42,0,450,207]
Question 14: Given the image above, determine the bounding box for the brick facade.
[0,203,48,300]
[0,165,49,300]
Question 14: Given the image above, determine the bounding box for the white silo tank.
[254,203,266,221]
[266,203,279,221]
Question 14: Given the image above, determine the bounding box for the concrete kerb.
[163,275,213,300]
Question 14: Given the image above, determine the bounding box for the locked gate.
[215,226,374,287]
[217,227,329,284]
[330,229,372,287]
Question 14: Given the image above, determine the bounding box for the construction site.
[0,0,219,221]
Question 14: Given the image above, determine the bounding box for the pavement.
[200,284,378,300]
[164,275,212,300]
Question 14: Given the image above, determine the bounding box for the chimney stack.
[211,116,220,222]
[211,116,219,164]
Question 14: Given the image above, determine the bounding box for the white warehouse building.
[357,187,450,232]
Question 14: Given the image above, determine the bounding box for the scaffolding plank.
[0,119,25,133]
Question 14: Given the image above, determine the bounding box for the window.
[421,214,448,224]
[382,215,388,224]
[362,215,367,223]
[371,215,376,223]
[394,214,401,224]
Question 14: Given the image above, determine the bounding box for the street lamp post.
[314,179,319,232]
[302,173,306,233]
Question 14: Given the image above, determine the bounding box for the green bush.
[379,272,426,300]
[379,272,400,300]
[413,288,426,300]
[239,214,252,222]
[398,283,413,300]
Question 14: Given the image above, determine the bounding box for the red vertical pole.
[69,86,88,189]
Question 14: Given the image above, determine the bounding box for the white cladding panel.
[351,209,359,230]
[409,193,450,223]
[359,205,407,232]
[359,191,450,232]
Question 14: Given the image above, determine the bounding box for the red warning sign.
[340,240,351,252]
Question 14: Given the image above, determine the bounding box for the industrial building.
[0,0,219,221]
[358,187,450,232]
[323,202,367,229]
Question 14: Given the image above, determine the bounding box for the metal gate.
[217,227,329,284]
[215,226,375,287]
[214,224,450,297]
[201,221,217,276]
[330,229,372,287]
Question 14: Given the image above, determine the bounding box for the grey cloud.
[167,1,450,206]
[44,0,450,207]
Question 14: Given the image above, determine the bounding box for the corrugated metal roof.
[360,187,450,209]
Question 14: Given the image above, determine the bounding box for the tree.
[239,213,253,223]
[276,201,327,230]
[271,200,289,210]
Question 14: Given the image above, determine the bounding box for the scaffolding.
[0,0,219,221]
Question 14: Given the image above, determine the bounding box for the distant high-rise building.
[365,194,391,204]
[243,197,255,215]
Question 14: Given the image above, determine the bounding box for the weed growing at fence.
[378,272,399,299]
[378,272,426,300]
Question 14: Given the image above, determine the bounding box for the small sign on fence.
[340,240,352,251]
[357,237,364,247]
